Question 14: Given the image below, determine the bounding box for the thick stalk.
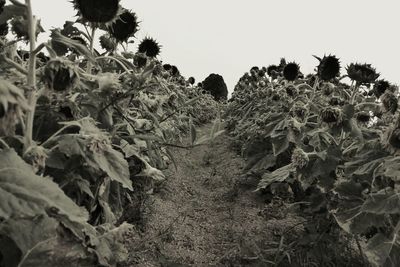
[24,0,37,151]
[86,26,96,73]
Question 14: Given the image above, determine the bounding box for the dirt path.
[125,124,302,267]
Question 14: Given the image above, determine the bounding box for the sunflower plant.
[0,1,219,266]
[227,56,400,266]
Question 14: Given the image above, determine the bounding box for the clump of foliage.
[227,54,400,266]
[201,73,228,101]
[0,1,219,266]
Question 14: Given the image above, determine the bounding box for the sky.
[31,0,400,94]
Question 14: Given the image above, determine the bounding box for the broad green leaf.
[0,149,88,223]
[256,164,295,191]
[361,190,400,215]
[50,29,95,62]
[0,215,57,267]
[364,233,400,267]
[271,133,289,156]
[57,135,132,191]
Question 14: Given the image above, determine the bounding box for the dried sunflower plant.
[226,54,400,266]
[0,0,220,266]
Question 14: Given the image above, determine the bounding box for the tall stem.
[350,80,359,104]
[24,0,37,151]
[86,26,96,73]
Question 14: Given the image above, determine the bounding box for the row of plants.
[0,0,220,266]
[226,55,400,266]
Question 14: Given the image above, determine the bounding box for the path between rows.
[125,124,302,267]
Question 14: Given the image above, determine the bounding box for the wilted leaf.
[364,233,400,267]
[0,149,89,223]
[256,164,295,191]
[57,135,132,191]
[361,190,400,215]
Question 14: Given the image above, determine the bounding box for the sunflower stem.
[86,26,96,74]
[350,81,359,104]
[24,0,37,152]
[310,76,320,101]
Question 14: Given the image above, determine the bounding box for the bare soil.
[124,124,305,267]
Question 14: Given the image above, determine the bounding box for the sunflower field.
[0,0,220,266]
[226,56,400,266]
[1,0,400,266]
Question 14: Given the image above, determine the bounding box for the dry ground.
[124,124,305,267]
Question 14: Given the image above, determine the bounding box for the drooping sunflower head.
[0,79,29,136]
[381,91,398,114]
[99,34,117,51]
[171,65,180,76]
[321,82,335,96]
[355,111,371,123]
[138,37,161,58]
[43,58,79,92]
[291,147,309,169]
[109,10,139,42]
[267,65,279,78]
[72,0,120,23]
[285,84,298,97]
[329,96,344,106]
[290,103,309,122]
[133,53,147,68]
[315,54,341,81]
[382,125,400,154]
[346,63,380,84]
[10,16,43,40]
[372,79,390,98]
[283,62,300,81]
[258,68,266,77]
[278,58,287,72]
[163,64,172,71]
[320,106,343,125]
[188,77,196,85]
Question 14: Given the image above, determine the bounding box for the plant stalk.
[86,26,96,73]
[24,0,37,151]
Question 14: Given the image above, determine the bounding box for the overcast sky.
[32,0,400,93]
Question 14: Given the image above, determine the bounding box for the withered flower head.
[99,34,117,51]
[0,79,29,136]
[355,111,370,123]
[291,147,309,169]
[171,65,180,76]
[163,64,172,71]
[381,91,398,114]
[72,0,120,23]
[315,54,341,81]
[43,58,79,92]
[11,16,43,40]
[188,77,195,85]
[290,104,308,121]
[109,10,139,42]
[346,63,380,84]
[329,96,344,106]
[267,65,279,78]
[23,145,48,173]
[283,62,300,81]
[383,124,400,153]
[285,84,298,97]
[373,79,390,98]
[320,106,343,125]
[138,37,161,58]
[133,53,147,68]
